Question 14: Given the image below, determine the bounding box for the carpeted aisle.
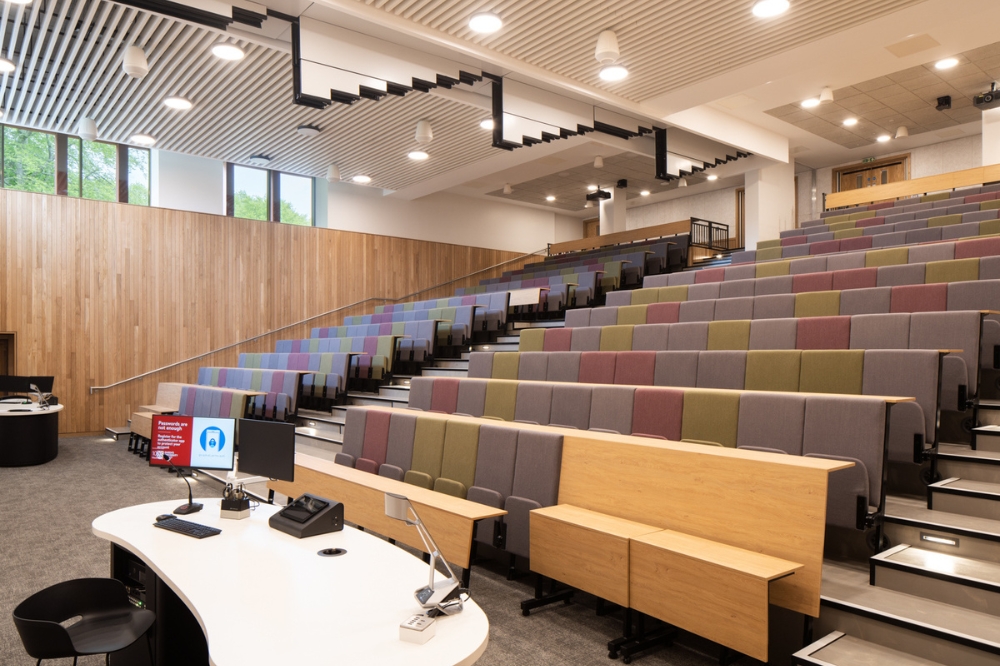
[0,436,716,666]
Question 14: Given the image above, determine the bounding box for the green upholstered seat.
[924,258,979,284]
[403,303,415,311]
[392,322,406,336]
[794,291,841,318]
[827,221,857,232]
[833,228,863,240]
[756,238,782,250]
[849,210,876,220]
[600,325,634,351]
[403,417,447,489]
[799,350,864,395]
[617,304,648,326]
[981,219,1000,236]
[825,214,850,223]
[491,352,520,380]
[707,320,751,350]
[921,192,950,203]
[484,380,519,421]
[745,350,801,392]
[631,288,660,305]
[755,260,790,278]
[680,389,741,448]
[755,247,784,262]
[927,214,962,228]
[981,200,1000,211]
[658,285,689,302]
[865,247,908,268]
[433,421,481,498]
[518,328,545,352]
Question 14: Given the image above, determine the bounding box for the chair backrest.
[736,392,806,454]
[484,380,518,421]
[799,350,865,395]
[467,351,494,379]
[407,377,433,411]
[356,409,391,473]
[429,377,460,413]
[653,350,700,387]
[849,313,910,349]
[337,408,367,466]
[749,318,797,349]
[589,386,635,434]
[665,322,708,350]
[455,378,488,417]
[680,388,741,448]
[434,421,481,498]
[745,350,801,392]
[695,351,747,390]
[505,430,564,558]
[403,416,448,489]
[517,352,548,381]
[707,320,750,350]
[570,326,602,351]
[470,424,518,502]
[381,411,418,479]
[549,384,593,430]
[796,316,851,350]
[632,323,670,351]
[615,350,656,386]
[514,382,553,425]
[630,387,684,440]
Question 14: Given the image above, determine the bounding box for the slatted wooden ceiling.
[355,0,929,102]
[0,0,496,190]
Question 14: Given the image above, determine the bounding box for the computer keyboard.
[153,517,221,539]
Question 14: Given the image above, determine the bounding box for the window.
[231,165,269,221]
[279,173,313,226]
[66,138,81,198]
[128,147,150,206]
[3,126,56,194]
[81,140,117,202]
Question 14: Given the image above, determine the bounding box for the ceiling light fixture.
[706,174,718,181]
[0,57,16,74]
[935,57,959,70]
[843,117,858,127]
[122,45,148,79]
[415,119,433,144]
[78,118,98,141]
[352,175,371,184]
[677,178,688,187]
[212,43,245,61]
[801,98,820,109]
[587,184,598,191]
[4,0,33,4]
[640,190,650,196]
[163,96,192,111]
[408,150,429,161]
[594,156,604,168]
[819,87,834,104]
[479,118,494,130]
[546,195,556,202]
[752,0,790,17]
[595,30,628,82]
[326,165,341,182]
[469,12,503,34]
[130,134,156,146]
[503,183,512,195]
[297,124,321,137]
[895,125,909,138]
[877,134,891,143]
[247,154,271,167]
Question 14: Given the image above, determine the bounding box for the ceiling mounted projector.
[586,189,612,201]
[415,120,433,144]
[974,84,1000,110]
[122,45,148,79]
[78,118,98,142]
[297,124,321,137]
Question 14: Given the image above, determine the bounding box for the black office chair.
[13,578,155,665]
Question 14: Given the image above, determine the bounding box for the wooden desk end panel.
[629,539,771,662]
[529,511,634,607]
[557,435,829,617]
[268,466,476,568]
[130,412,153,439]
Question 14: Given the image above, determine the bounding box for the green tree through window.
[128,148,150,206]
[3,127,56,194]
[82,141,116,201]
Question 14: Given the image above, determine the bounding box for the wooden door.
[834,155,909,193]
[584,218,599,238]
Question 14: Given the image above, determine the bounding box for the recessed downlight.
[163,96,192,111]
[408,150,429,161]
[843,117,858,127]
[935,57,959,70]
[4,0,33,4]
[130,134,156,146]
[877,134,891,143]
[211,43,245,61]
[352,175,371,184]
[640,190,650,196]
[801,98,820,109]
[545,195,556,202]
[752,0,790,17]
[706,174,719,181]
[599,64,629,82]
[587,184,598,191]
[479,118,494,130]
[469,12,502,34]
[0,57,15,74]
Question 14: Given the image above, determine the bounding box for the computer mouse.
[155,514,174,522]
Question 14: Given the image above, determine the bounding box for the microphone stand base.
[174,502,203,515]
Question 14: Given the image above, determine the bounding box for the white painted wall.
[151,149,225,215]
[554,214,584,243]
[322,184,579,253]
[745,160,796,249]
[806,134,983,223]
[626,187,738,231]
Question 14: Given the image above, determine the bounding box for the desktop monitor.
[237,419,295,482]
[0,375,54,393]
[149,415,236,471]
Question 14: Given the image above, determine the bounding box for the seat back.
[403,417,448,489]
[737,392,806,454]
[549,384,593,430]
[589,386,635,434]
[799,350,865,395]
[484,380,519,421]
[505,431,564,558]
[514,382,553,425]
[434,421,481,498]
[381,411,418,480]
[680,388,741,448]
[745,350,801,392]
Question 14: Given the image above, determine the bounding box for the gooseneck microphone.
[165,453,203,515]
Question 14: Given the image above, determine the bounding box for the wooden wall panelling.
[0,190,530,434]
[548,219,692,255]
[825,163,1000,209]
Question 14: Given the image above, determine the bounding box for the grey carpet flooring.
[1,436,718,666]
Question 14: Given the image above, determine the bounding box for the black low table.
[0,403,62,466]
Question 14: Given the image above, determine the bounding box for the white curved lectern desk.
[92,499,489,666]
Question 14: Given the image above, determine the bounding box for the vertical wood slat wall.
[0,189,531,434]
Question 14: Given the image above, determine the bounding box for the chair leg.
[147,629,155,666]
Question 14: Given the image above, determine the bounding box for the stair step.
[379,386,410,401]
[470,342,518,352]
[433,360,469,369]
[794,631,946,666]
[872,544,1000,617]
[817,561,1000,665]
[510,320,565,330]
[937,444,1000,483]
[295,428,343,446]
[496,335,521,343]
[420,367,468,378]
[929,478,1000,521]
[884,495,1000,561]
[345,392,410,408]
[105,426,131,441]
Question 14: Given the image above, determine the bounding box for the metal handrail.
[89,247,547,393]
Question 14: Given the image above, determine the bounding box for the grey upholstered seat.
[379,411,418,481]
[467,425,519,545]
[503,431,564,559]
[588,386,635,435]
[335,408,367,467]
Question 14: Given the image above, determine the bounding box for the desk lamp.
[384,493,464,615]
